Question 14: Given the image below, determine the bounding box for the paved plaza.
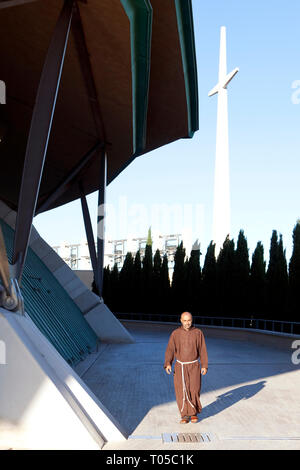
[78,320,300,450]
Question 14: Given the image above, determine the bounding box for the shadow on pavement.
[200,380,267,420]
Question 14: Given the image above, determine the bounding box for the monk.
[164,312,208,424]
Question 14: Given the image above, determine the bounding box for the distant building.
[52,233,185,279]
[52,241,91,271]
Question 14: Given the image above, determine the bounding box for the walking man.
[164,312,208,424]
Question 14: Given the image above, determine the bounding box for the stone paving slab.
[80,321,300,450]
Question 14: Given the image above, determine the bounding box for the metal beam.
[79,184,99,290]
[97,150,107,296]
[0,226,11,297]
[71,1,106,142]
[72,2,108,298]
[0,0,86,8]
[37,141,103,214]
[12,0,74,282]
[0,0,39,9]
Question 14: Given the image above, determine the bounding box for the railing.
[114,312,300,335]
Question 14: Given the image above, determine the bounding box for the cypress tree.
[216,235,235,316]
[109,263,120,312]
[171,241,187,314]
[102,265,111,304]
[288,220,300,320]
[266,231,288,320]
[249,241,266,317]
[233,230,250,316]
[142,243,153,313]
[266,230,278,319]
[161,253,171,314]
[186,240,202,314]
[202,241,217,315]
[277,234,289,319]
[119,252,134,312]
[133,250,142,312]
[153,249,162,313]
[147,226,153,246]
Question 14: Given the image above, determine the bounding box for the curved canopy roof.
[0,0,198,213]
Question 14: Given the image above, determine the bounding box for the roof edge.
[120,0,153,155]
[174,0,199,138]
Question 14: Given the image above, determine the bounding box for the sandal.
[180,416,189,424]
[191,415,198,423]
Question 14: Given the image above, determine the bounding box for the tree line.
[93,222,300,322]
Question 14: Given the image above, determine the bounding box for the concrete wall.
[74,270,94,289]
[85,303,134,343]
[121,320,299,350]
[0,308,128,449]
[200,325,299,350]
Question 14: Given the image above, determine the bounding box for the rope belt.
[176,359,199,412]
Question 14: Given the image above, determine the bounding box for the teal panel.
[174,0,199,137]
[120,0,152,155]
[0,220,98,366]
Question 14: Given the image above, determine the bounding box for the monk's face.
[180,313,193,330]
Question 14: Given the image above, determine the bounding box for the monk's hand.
[201,368,207,375]
[165,365,172,375]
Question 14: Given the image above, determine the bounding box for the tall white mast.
[208,26,238,256]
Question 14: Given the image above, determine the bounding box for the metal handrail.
[114,312,300,335]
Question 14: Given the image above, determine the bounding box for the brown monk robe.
[164,312,208,423]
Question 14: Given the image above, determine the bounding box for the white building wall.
[53,233,190,282]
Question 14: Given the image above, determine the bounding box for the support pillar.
[79,184,99,291]
[96,151,107,297]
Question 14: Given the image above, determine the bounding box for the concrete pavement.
[79,321,300,450]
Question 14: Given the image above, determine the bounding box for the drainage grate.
[162,433,213,444]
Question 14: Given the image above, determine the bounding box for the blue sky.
[34,0,300,266]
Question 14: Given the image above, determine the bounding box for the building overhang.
[0,0,199,213]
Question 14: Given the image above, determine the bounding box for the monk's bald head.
[180,312,193,330]
[181,312,192,321]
